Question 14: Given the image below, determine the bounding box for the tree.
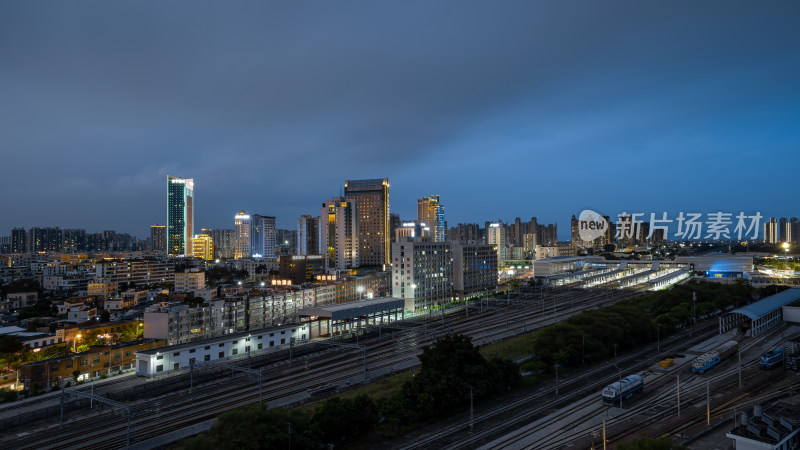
[180,404,320,450]
[0,335,23,354]
[383,334,519,423]
[314,395,379,443]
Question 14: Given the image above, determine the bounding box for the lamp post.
[357,285,365,300]
[784,242,791,270]
[73,334,82,353]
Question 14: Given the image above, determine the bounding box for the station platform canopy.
[299,297,405,321]
[720,286,800,336]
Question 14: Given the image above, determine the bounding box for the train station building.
[719,287,800,337]
[298,297,405,338]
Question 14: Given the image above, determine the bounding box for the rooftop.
[299,297,405,321]
[729,286,800,320]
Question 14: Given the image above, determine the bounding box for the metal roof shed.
[719,287,800,336]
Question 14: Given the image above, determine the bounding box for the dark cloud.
[1,1,799,235]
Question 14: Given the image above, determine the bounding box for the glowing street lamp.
[357,285,365,300]
[73,334,82,352]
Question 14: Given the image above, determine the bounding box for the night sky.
[2,1,799,238]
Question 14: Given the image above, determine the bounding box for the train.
[601,374,644,406]
[691,340,738,374]
[760,347,785,369]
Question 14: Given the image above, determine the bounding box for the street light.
[357,285,365,300]
[784,242,791,268]
[73,334,82,352]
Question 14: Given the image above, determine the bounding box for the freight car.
[601,374,644,406]
[691,340,738,374]
[760,347,784,369]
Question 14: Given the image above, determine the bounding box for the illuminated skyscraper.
[234,211,251,259]
[344,178,390,267]
[167,175,194,256]
[417,195,446,242]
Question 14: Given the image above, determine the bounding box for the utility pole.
[287,422,292,450]
[469,387,474,431]
[738,350,742,388]
[602,419,606,450]
[706,380,710,426]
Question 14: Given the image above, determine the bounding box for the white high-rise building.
[391,236,452,311]
[234,211,251,259]
[487,222,507,263]
[250,215,276,258]
[319,197,359,272]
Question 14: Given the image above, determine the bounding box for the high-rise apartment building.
[62,229,87,253]
[780,217,792,243]
[417,195,446,242]
[297,215,319,256]
[487,223,507,262]
[344,178,390,267]
[167,175,194,256]
[210,229,236,259]
[150,225,166,253]
[391,236,452,311]
[234,211,251,259]
[192,234,214,260]
[764,217,778,244]
[320,197,359,272]
[11,228,26,254]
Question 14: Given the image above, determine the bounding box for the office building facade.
[344,178,390,267]
[417,195,446,242]
[167,175,194,256]
[391,236,452,311]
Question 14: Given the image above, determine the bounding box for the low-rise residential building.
[87,278,119,297]
[175,268,205,291]
[6,292,38,309]
[66,305,97,323]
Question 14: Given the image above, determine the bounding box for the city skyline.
[2,2,799,235]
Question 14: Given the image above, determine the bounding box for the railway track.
[1,286,646,449]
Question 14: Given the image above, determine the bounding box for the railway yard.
[0,284,797,449]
